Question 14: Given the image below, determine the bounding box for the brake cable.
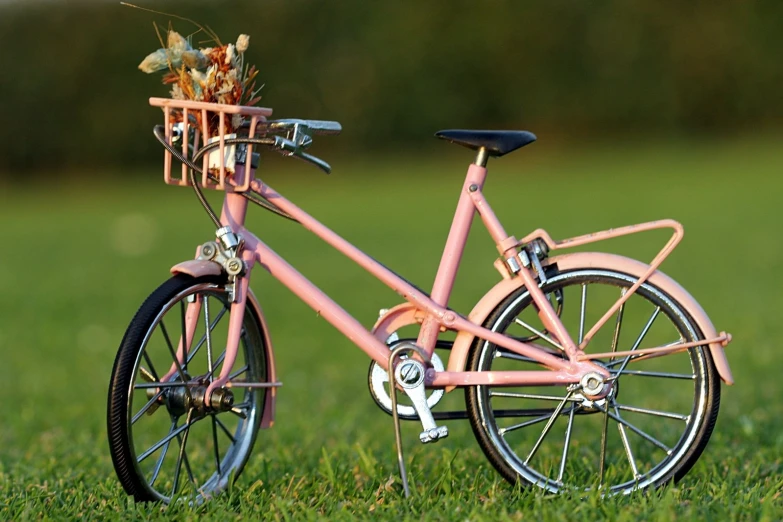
[152,125,299,227]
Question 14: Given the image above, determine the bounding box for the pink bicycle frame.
[167,161,732,401]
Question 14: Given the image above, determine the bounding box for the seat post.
[474,146,489,167]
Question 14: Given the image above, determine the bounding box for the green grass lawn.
[1,137,781,520]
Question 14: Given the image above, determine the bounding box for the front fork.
[161,230,255,403]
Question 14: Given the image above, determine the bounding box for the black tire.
[107,274,269,503]
[465,267,720,494]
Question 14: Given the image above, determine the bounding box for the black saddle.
[435,129,536,157]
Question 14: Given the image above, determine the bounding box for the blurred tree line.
[0,0,780,173]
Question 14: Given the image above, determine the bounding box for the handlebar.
[169,116,341,175]
[250,118,341,175]
[261,118,342,136]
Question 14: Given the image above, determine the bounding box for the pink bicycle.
[107,98,734,503]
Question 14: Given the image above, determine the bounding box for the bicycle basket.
[150,97,273,192]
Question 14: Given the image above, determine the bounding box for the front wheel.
[107,274,269,503]
[465,267,720,494]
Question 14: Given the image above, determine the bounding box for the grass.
[1,136,782,520]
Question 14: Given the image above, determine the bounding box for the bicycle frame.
[166,161,732,399]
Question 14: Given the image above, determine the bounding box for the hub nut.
[580,372,607,396]
[209,388,235,411]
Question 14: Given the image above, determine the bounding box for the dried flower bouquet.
[139,27,262,138]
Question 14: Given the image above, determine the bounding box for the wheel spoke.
[132,390,164,424]
[490,391,580,403]
[614,403,688,421]
[598,404,610,485]
[610,369,694,380]
[613,404,640,479]
[205,351,227,381]
[605,340,682,369]
[608,289,626,361]
[142,352,160,381]
[578,284,587,344]
[211,417,222,476]
[185,306,229,367]
[594,401,641,480]
[214,415,236,444]
[171,409,195,497]
[159,320,191,397]
[513,318,565,352]
[524,391,573,465]
[557,404,576,483]
[175,432,199,491]
[611,307,660,379]
[137,419,193,463]
[596,402,672,454]
[149,420,177,487]
[499,412,553,436]
[228,365,249,381]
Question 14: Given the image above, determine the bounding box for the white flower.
[167,31,190,54]
[190,69,207,85]
[170,84,185,100]
[138,49,169,73]
[225,44,235,65]
[236,34,250,53]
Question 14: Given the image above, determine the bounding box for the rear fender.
[447,252,733,387]
[171,259,278,428]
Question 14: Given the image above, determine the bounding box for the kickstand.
[387,343,417,498]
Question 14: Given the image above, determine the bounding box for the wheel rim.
[125,283,266,502]
[471,269,714,494]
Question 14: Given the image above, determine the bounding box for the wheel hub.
[151,378,235,417]
[574,371,619,412]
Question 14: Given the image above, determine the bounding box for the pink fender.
[447,252,733,386]
[170,259,222,277]
[171,259,278,428]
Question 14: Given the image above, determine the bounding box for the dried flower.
[181,49,209,69]
[138,49,169,73]
[138,24,263,136]
[170,84,185,100]
[236,34,250,53]
[167,31,189,53]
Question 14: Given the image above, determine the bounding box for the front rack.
[150,97,273,192]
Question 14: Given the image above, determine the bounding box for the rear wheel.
[465,268,720,494]
[107,274,269,503]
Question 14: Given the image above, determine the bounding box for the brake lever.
[297,150,332,174]
[272,136,331,175]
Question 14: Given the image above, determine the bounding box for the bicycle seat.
[435,129,536,157]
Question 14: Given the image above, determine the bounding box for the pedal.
[394,359,449,444]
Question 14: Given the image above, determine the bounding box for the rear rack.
[149,98,273,192]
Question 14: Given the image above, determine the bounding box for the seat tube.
[416,161,488,355]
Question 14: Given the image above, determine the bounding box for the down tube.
[246,234,393,367]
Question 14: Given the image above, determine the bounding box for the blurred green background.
[0,0,781,170]
[0,1,781,519]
